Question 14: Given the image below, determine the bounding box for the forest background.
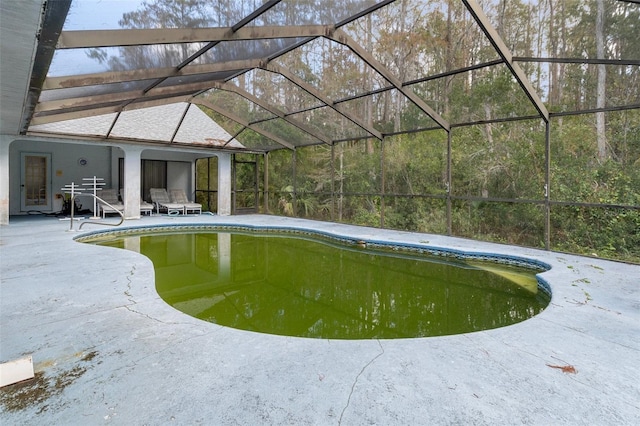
[92,0,639,263]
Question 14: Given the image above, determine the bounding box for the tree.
[89,0,213,70]
[595,0,607,161]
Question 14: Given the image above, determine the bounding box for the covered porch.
[1,127,233,224]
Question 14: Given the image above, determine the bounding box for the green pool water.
[94,230,550,339]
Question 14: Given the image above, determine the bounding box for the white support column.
[0,136,12,225]
[122,145,142,219]
[217,153,232,216]
[190,161,196,198]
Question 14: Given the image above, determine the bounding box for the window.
[119,159,167,201]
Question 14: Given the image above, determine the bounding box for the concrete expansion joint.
[338,340,385,425]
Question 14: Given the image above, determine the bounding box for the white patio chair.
[98,189,124,218]
[140,198,154,216]
[150,188,185,215]
[169,189,202,215]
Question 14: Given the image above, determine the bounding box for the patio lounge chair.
[98,189,124,218]
[140,198,154,216]
[150,188,184,215]
[169,189,202,215]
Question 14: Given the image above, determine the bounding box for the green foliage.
[551,205,640,262]
[181,1,639,263]
[552,113,640,206]
[452,120,546,200]
[266,115,638,262]
[452,200,545,247]
[340,195,381,228]
[195,157,217,213]
[384,197,447,234]
[384,132,447,196]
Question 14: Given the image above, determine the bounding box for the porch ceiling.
[1,0,639,153]
[0,0,48,136]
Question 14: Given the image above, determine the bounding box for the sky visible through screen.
[64,0,142,30]
[50,0,143,75]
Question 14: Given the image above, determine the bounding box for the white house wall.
[9,139,112,215]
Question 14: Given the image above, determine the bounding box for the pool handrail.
[69,193,124,231]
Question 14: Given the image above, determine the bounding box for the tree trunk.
[444,0,453,120]
[366,12,375,153]
[393,0,408,134]
[548,0,559,105]
[338,146,344,221]
[484,103,494,148]
[596,0,607,161]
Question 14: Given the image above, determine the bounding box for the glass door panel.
[21,152,52,211]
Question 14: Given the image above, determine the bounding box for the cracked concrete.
[339,340,385,425]
[1,214,639,425]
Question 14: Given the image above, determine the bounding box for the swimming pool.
[78,224,551,339]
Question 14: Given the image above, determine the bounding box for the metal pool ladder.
[68,193,124,231]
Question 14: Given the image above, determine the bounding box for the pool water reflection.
[95,230,550,339]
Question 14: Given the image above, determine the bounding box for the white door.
[20,152,52,211]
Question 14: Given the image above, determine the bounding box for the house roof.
[29,102,245,149]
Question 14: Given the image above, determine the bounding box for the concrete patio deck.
[1,214,638,425]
